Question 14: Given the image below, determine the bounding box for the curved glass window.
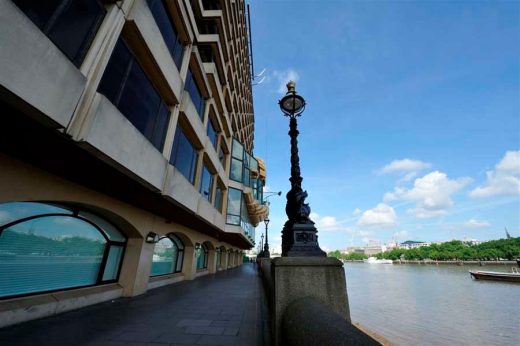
[0,202,126,299]
[195,243,208,270]
[150,234,184,276]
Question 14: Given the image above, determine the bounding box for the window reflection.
[0,203,126,299]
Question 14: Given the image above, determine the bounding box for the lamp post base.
[281,222,327,257]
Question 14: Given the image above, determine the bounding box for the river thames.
[345,263,520,346]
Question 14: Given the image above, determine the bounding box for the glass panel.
[0,202,72,227]
[226,215,240,225]
[231,138,243,159]
[214,184,223,212]
[175,250,183,272]
[207,118,218,149]
[185,69,205,120]
[227,188,242,216]
[78,211,126,242]
[97,39,132,103]
[170,126,198,184]
[199,164,213,202]
[169,234,184,250]
[12,0,62,29]
[47,0,105,66]
[147,0,184,68]
[218,146,226,167]
[13,0,105,67]
[118,61,162,145]
[151,237,177,276]
[102,245,124,281]
[98,38,169,151]
[0,216,105,298]
[196,244,207,269]
[250,156,258,172]
[151,102,170,150]
[230,158,243,182]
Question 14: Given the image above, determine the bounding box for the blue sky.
[249,0,520,252]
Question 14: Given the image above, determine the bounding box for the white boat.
[364,257,393,264]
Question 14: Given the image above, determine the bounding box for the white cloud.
[380,159,431,174]
[272,69,300,94]
[392,230,409,240]
[469,151,520,198]
[463,219,491,229]
[352,208,362,216]
[357,203,397,227]
[311,213,343,231]
[385,171,471,219]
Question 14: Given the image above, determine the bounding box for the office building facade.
[0,0,267,327]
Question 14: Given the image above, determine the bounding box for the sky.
[248,0,520,252]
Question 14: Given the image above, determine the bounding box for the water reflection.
[345,263,520,346]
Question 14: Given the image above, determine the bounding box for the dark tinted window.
[170,126,198,184]
[214,184,223,212]
[98,39,170,151]
[13,0,105,67]
[147,0,184,68]
[199,164,213,202]
[207,118,218,149]
[185,69,205,120]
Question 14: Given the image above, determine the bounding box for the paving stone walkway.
[0,264,270,346]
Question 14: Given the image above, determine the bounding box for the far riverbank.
[343,259,517,265]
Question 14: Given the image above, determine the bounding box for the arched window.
[0,202,126,299]
[195,243,208,270]
[150,233,184,276]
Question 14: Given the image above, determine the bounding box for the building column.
[182,246,197,280]
[119,238,154,297]
[208,249,217,274]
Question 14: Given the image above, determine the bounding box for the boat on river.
[364,257,393,264]
[469,269,520,283]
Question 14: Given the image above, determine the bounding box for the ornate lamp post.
[263,218,270,258]
[258,233,264,257]
[279,81,326,257]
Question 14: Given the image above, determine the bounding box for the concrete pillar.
[271,257,350,346]
[182,246,196,280]
[119,238,154,297]
[208,249,217,274]
[224,251,230,269]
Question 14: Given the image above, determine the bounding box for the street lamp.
[279,81,326,257]
[258,233,265,257]
[263,191,282,206]
[263,218,270,258]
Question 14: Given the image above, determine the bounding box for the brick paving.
[0,264,270,346]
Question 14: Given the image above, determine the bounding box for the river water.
[345,263,520,346]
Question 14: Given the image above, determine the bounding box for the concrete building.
[0,0,267,327]
[398,240,432,250]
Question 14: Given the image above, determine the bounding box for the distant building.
[399,240,431,249]
[463,238,483,246]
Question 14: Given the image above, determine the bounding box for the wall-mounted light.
[146,232,159,244]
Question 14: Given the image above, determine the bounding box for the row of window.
[230,138,264,201]
[14,0,209,153]
[0,203,241,299]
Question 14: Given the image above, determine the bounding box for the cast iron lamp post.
[258,233,264,257]
[263,218,270,258]
[279,81,326,257]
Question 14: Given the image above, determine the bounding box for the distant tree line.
[328,250,367,261]
[328,237,520,261]
[0,230,105,256]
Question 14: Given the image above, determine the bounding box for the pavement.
[0,263,270,346]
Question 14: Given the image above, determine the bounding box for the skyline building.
[0,0,268,327]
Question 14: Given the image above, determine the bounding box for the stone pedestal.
[271,257,350,345]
